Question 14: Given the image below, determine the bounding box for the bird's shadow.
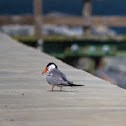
[48,90,76,92]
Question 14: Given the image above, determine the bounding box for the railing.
[0,15,126,27]
[1,0,126,39]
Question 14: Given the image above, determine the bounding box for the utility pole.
[82,0,92,35]
[33,0,43,51]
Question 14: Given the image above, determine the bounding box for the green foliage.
[12,36,38,43]
[12,35,126,43]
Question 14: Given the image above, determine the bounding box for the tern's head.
[42,62,57,75]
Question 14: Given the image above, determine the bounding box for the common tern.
[42,62,84,92]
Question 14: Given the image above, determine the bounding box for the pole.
[82,0,92,35]
[33,0,43,51]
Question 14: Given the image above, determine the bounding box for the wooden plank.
[0,15,126,27]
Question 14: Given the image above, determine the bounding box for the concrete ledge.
[0,32,126,126]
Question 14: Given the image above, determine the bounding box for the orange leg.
[48,85,54,92]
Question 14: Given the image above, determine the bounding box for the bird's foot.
[48,90,63,92]
[48,90,53,92]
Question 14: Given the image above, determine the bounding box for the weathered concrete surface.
[0,32,126,126]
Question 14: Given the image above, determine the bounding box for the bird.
[42,62,84,92]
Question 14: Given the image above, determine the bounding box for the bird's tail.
[69,83,84,87]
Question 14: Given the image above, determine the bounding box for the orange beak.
[42,68,48,75]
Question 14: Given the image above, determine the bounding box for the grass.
[12,35,126,43]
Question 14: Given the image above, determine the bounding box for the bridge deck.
[0,33,126,126]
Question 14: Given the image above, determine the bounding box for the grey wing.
[59,71,68,81]
[58,70,73,84]
[46,69,69,85]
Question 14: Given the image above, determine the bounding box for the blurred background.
[0,0,126,89]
